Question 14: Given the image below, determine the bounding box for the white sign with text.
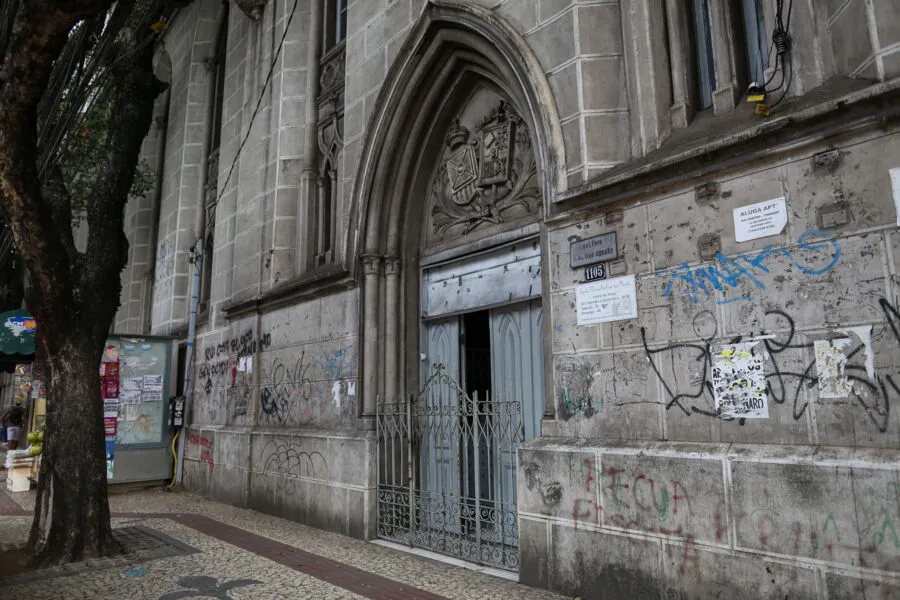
[576,275,638,325]
[733,197,787,242]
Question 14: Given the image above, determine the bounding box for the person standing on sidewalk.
[2,401,26,450]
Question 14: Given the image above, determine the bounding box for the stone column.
[361,254,383,419]
[382,257,401,401]
[665,0,695,129]
[708,0,740,114]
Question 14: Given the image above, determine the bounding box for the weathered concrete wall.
[191,289,359,428]
[184,288,371,536]
[127,1,900,595]
[524,123,900,597]
[183,427,374,538]
[519,441,899,599]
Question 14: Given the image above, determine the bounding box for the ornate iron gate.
[376,367,525,570]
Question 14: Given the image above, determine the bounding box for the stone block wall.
[184,288,371,536]
[524,120,900,597]
[191,288,359,428]
[183,427,375,538]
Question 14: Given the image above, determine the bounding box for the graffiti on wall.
[203,330,272,362]
[636,301,899,431]
[560,278,899,432]
[259,345,357,426]
[259,436,329,495]
[187,432,214,471]
[525,456,900,576]
[663,230,841,304]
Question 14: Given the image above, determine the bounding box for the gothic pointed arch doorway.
[349,2,565,571]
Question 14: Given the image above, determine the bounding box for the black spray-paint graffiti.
[639,300,899,431]
[203,330,272,362]
[259,345,357,425]
[198,331,273,413]
[259,353,314,425]
[524,462,563,508]
[260,437,329,495]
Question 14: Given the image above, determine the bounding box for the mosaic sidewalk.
[0,480,571,600]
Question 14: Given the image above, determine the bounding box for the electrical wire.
[755,0,793,106]
[209,0,300,216]
[770,51,794,109]
[768,0,793,107]
[167,428,180,489]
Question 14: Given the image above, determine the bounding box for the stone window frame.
[313,21,345,269]
[667,0,771,128]
[324,0,348,51]
[198,1,230,317]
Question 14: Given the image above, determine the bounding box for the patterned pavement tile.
[0,486,571,600]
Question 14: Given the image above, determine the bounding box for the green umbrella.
[0,309,36,355]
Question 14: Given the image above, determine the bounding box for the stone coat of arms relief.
[429,101,540,239]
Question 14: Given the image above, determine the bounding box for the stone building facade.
[116,0,900,597]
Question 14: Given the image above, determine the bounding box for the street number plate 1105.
[584,263,606,282]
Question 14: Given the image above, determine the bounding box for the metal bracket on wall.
[819,201,850,229]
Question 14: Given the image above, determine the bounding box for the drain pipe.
[174,238,202,486]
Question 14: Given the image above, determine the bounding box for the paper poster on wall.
[103,399,119,418]
[120,390,141,404]
[814,338,853,398]
[103,379,119,399]
[733,197,787,242]
[120,376,143,404]
[711,342,768,418]
[575,275,638,325]
[103,345,119,362]
[122,404,141,421]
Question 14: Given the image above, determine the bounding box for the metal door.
[376,304,541,571]
[488,299,545,541]
[418,317,462,539]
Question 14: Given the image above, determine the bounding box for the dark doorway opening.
[461,310,495,514]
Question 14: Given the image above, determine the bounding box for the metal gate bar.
[376,367,524,571]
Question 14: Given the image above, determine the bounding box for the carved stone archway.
[349,1,566,421]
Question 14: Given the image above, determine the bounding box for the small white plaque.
[576,275,638,325]
[733,197,787,242]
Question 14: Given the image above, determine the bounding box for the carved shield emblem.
[446,145,478,205]
[478,121,513,186]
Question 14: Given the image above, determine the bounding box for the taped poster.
[711,342,768,419]
[814,338,853,398]
[141,374,164,401]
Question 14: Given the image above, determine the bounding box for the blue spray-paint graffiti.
[663,230,841,303]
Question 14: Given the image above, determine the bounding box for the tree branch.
[41,165,79,264]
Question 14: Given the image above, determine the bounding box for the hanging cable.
[751,0,793,115]
[210,0,299,214]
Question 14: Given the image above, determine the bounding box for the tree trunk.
[0,0,167,565]
[28,334,118,563]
